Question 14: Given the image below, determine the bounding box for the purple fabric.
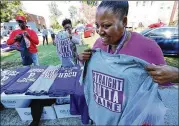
[25,65,60,96]
[48,66,81,97]
[74,74,84,96]
[4,66,48,94]
[93,32,172,86]
[70,68,90,124]
[70,94,90,124]
[1,66,30,93]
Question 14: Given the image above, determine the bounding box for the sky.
[22,1,81,27]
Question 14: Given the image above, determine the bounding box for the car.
[84,24,95,38]
[140,27,178,56]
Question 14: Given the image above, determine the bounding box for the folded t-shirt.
[1,66,30,93]
[48,66,81,97]
[25,65,60,96]
[5,66,48,94]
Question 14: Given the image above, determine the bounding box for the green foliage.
[49,15,62,29]
[48,1,62,29]
[0,0,26,22]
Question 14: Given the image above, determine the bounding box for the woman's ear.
[122,16,128,27]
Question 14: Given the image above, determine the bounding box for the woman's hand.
[146,64,179,84]
[78,49,93,61]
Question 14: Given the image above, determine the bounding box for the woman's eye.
[103,24,111,29]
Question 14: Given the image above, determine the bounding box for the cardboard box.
[1,99,31,108]
[56,97,70,105]
[16,106,56,121]
[54,104,80,118]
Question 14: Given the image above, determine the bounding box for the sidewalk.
[0,108,81,126]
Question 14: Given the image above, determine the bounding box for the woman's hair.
[62,19,72,27]
[97,1,129,20]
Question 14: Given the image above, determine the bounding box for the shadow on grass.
[1,61,22,70]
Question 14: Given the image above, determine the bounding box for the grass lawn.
[1,34,99,69]
[1,34,178,69]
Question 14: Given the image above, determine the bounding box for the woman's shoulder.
[130,32,165,64]
[131,31,160,48]
[92,38,107,51]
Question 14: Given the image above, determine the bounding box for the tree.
[48,1,62,29]
[68,6,77,23]
[48,1,62,18]
[0,0,26,22]
[80,2,97,24]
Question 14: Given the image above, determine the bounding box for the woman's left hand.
[146,64,178,84]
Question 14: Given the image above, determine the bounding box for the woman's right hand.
[78,49,93,61]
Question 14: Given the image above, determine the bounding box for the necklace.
[107,30,129,54]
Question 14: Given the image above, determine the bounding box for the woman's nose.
[96,27,104,35]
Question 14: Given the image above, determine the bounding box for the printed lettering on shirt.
[58,70,77,78]
[41,68,59,79]
[1,70,20,85]
[1,76,9,85]
[1,70,19,76]
[17,72,36,83]
[92,70,124,113]
[57,38,73,58]
[28,68,45,73]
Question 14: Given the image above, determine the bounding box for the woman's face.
[95,8,127,45]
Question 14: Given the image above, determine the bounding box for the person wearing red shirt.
[7,15,39,66]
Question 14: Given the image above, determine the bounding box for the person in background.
[74,29,79,35]
[49,26,55,45]
[54,18,81,67]
[146,64,179,84]
[7,15,39,66]
[41,25,48,45]
[54,19,90,125]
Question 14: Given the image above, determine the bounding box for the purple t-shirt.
[5,66,48,94]
[93,32,171,86]
[48,66,81,97]
[1,66,30,93]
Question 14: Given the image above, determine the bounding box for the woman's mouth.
[101,37,109,45]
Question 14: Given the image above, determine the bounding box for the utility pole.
[169,1,178,25]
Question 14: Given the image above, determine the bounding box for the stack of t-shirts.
[25,65,60,96]
[4,66,48,94]
[1,66,30,93]
[48,66,81,97]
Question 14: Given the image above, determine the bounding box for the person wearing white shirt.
[49,26,55,45]
[41,25,48,45]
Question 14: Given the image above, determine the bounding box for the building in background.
[26,13,46,30]
[128,1,178,29]
[1,13,46,35]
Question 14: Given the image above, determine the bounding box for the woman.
[78,1,177,125]
[79,1,166,66]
